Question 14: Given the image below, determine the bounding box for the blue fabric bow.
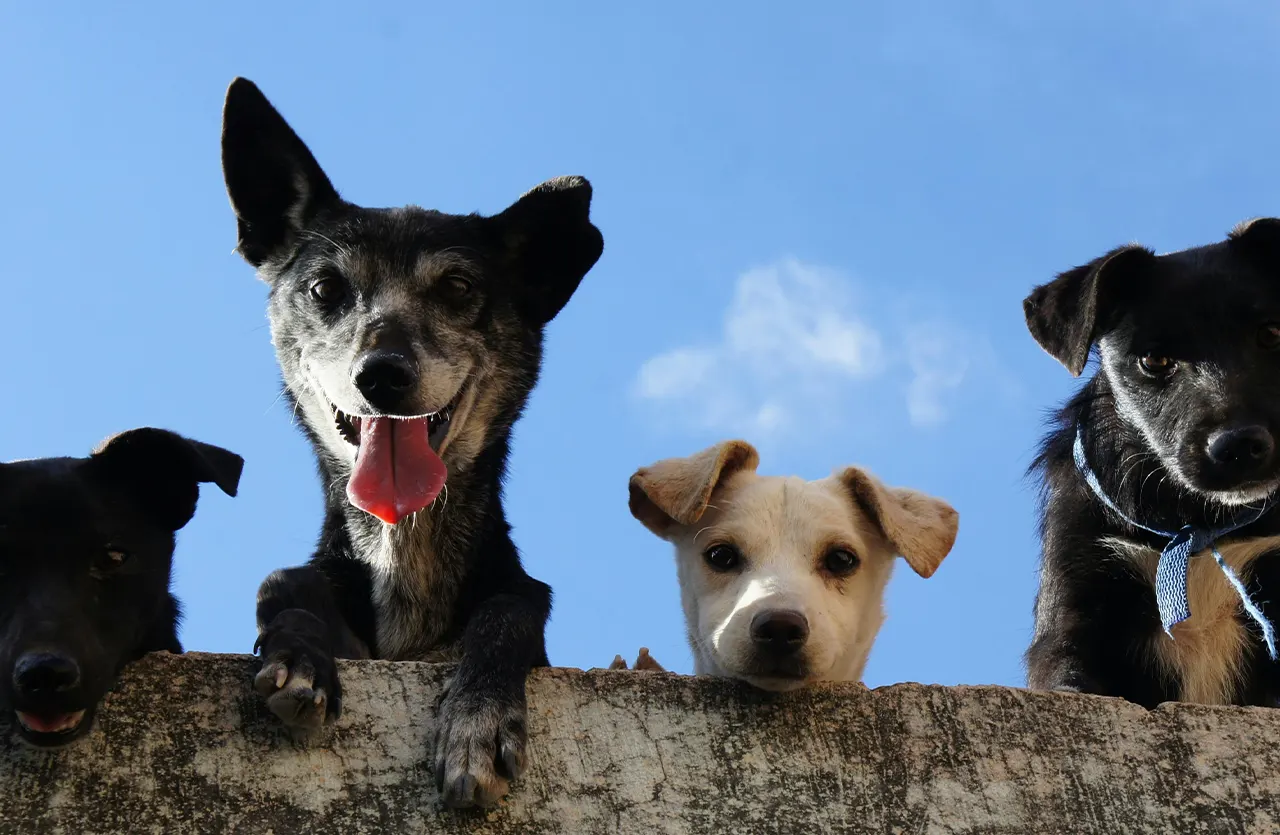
[1072,427,1278,660]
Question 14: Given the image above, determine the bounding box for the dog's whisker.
[263,387,290,417]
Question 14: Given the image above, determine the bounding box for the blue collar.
[1072,427,1278,660]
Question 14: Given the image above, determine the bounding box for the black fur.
[220,78,603,808]
[0,428,242,747]
[1025,218,1280,706]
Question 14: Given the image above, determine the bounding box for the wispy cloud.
[904,322,971,428]
[632,258,982,437]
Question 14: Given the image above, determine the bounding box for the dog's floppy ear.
[838,467,958,579]
[495,176,605,325]
[221,77,341,268]
[91,428,244,531]
[1022,245,1156,376]
[628,441,759,539]
[1229,217,1280,265]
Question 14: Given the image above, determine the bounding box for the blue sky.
[3,2,1279,689]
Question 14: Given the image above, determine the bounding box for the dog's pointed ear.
[91,428,244,531]
[838,467,958,579]
[1022,245,1156,376]
[1230,217,1280,264]
[494,176,605,325]
[628,441,759,539]
[221,77,341,268]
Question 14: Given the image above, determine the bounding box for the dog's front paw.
[433,681,527,809]
[253,609,342,731]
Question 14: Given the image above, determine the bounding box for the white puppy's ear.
[838,467,959,578]
[628,440,760,539]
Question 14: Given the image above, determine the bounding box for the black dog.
[220,78,603,808]
[0,428,242,747]
[1024,218,1280,707]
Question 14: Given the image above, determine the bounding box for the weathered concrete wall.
[1,652,1278,834]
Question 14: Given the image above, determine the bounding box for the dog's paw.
[633,647,665,672]
[253,614,342,732]
[432,681,527,809]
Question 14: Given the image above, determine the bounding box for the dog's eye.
[823,548,860,577]
[439,275,473,301]
[93,548,130,576]
[1259,324,1280,350]
[703,544,742,572]
[1138,355,1176,377]
[309,276,347,306]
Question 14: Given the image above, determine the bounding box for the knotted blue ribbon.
[1072,427,1278,660]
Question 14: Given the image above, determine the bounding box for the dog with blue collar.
[1023,217,1280,707]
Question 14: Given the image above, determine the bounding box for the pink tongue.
[346,417,448,524]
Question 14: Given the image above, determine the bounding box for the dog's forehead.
[1154,243,1277,298]
[312,207,493,281]
[1105,243,1280,342]
[702,475,871,553]
[0,458,97,527]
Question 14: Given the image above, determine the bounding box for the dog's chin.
[729,658,814,693]
[12,707,93,749]
[1202,482,1280,507]
[1178,468,1280,507]
[1164,457,1280,508]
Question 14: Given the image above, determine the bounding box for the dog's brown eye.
[1259,324,1280,350]
[1138,355,1176,377]
[93,548,130,576]
[703,544,741,572]
[309,276,347,306]
[439,275,473,300]
[823,548,860,577]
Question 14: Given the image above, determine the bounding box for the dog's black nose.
[12,652,80,697]
[750,610,809,654]
[353,351,418,411]
[1207,425,1275,474]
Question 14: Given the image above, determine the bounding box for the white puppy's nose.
[749,609,809,655]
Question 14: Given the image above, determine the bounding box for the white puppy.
[629,440,959,691]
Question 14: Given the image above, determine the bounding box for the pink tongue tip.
[346,416,448,525]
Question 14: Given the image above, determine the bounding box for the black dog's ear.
[495,176,605,325]
[221,78,341,268]
[91,428,244,531]
[1229,217,1280,265]
[1022,245,1156,376]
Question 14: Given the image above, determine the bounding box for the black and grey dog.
[1024,218,1280,708]
[0,429,242,747]
[220,78,603,808]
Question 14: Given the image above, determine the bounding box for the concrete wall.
[2,652,1278,834]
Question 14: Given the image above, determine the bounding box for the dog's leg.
[254,566,368,732]
[433,578,551,809]
[1025,553,1174,706]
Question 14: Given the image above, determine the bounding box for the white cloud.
[634,348,716,400]
[905,324,971,428]
[635,258,974,437]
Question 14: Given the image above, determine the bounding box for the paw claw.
[433,689,528,809]
[253,640,339,731]
[499,742,522,781]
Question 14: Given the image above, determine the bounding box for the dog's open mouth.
[329,388,466,526]
[15,709,86,745]
[332,403,455,452]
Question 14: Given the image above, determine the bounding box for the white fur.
[639,462,956,691]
